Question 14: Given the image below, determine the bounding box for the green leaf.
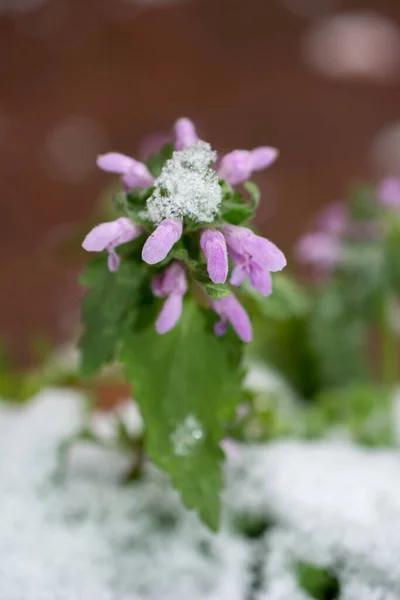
[120,299,244,530]
[221,200,254,225]
[243,181,260,208]
[296,561,340,600]
[314,383,394,446]
[309,282,370,389]
[203,282,232,300]
[146,143,174,178]
[79,257,146,378]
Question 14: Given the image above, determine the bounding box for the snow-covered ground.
[1,389,400,599]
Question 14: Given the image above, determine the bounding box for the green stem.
[381,295,398,386]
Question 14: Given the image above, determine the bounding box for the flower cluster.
[82,118,286,342]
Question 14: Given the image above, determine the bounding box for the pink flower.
[97,152,154,190]
[142,219,183,265]
[82,217,143,272]
[317,201,348,236]
[218,147,278,186]
[377,177,400,207]
[211,294,253,342]
[222,225,286,296]
[200,229,228,284]
[296,232,341,272]
[174,118,199,150]
[152,262,188,334]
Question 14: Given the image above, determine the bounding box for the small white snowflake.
[147,141,222,224]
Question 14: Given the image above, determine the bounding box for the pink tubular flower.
[200,229,228,284]
[377,177,400,207]
[296,232,341,272]
[211,294,253,342]
[152,262,188,334]
[222,225,286,296]
[82,217,143,272]
[218,147,278,186]
[174,118,199,150]
[96,152,154,190]
[142,219,183,265]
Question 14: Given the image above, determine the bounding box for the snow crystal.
[227,440,400,599]
[3,385,400,599]
[171,414,204,456]
[0,389,250,600]
[146,141,222,224]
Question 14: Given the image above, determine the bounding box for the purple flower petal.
[212,295,253,342]
[96,153,135,174]
[121,161,154,189]
[218,150,252,186]
[317,201,348,236]
[107,249,120,272]
[249,147,279,171]
[82,221,123,252]
[82,217,141,253]
[156,294,183,334]
[249,262,272,296]
[377,177,400,207]
[222,225,286,272]
[174,118,199,150]
[142,219,183,265]
[214,319,228,337]
[230,263,248,287]
[200,229,228,284]
[296,232,340,271]
[152,262,188,297]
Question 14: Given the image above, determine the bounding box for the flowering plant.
[79,118,285,529]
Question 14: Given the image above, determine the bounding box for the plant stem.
[123,440,145,483]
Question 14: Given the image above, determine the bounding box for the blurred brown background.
[1,0,399,364]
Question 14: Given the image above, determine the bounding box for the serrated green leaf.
[221,198,254,225]
[120,299,244,530]
[79,258,146,378]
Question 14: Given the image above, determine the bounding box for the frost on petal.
[249,262,272,296]
[174,118,199,150]
[212,295,253,343]
[142,219,183,265]
[200,229,228,284]
[218,150,252,186]
[121,161,154,189]
[156,294,183,334]
[96,153,135,174]
[107,249,120,272]
[147,141,221,224]
[377,177,400,207]
[249,146,279,171]
[82,220,124,252]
